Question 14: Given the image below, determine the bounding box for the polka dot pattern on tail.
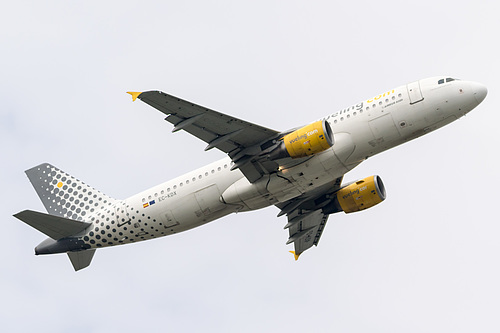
[25,163,116,221]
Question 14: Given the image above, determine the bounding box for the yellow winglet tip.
[289,251,300,261]
[126,91,142,102]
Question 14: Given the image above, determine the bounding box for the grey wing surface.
[285,210,330,259]
[277,177,343,259]
[132,91,282,182]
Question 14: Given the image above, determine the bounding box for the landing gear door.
[407,81,424,104]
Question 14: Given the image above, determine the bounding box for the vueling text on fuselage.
[328,89,396,120]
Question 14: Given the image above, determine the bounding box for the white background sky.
[1,1,498,332]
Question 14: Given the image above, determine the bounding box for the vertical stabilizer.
[67,250,96,271]
[25,163,116,221]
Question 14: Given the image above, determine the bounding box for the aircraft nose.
[471,82,487,104]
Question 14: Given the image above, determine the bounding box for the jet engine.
[323,176,386,214]
[268,120,334,160]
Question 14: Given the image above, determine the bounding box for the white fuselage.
[79,77,485,249]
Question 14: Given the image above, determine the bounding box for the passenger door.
[407,81,424,104]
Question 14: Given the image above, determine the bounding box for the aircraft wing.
[276,176,343,259]
[129,91,282,182]
[285,210,330,259]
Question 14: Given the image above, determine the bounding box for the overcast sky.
[1,1,498,332]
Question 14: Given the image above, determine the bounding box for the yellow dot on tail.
[57,182,63,188]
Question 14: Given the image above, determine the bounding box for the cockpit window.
[438,77,460,84]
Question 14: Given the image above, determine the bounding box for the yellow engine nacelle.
[269,120,334,160]
[335,175,386,214]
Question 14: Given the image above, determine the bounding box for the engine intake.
[268,120,334,160]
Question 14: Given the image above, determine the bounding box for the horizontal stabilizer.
[14,210,91,240]
[68,249,95,271]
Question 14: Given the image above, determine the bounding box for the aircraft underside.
[14,76,487,270]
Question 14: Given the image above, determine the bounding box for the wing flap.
[14,210,91,240]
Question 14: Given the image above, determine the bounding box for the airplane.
[14,76,487,271]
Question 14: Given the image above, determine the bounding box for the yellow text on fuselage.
[366,90,395,104]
